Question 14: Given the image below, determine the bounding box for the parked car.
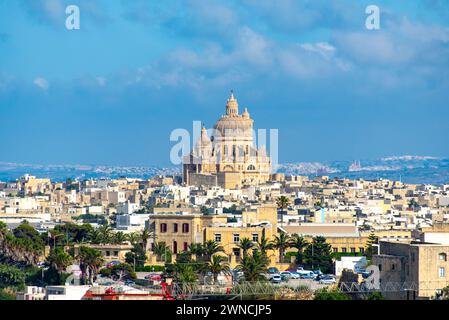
[299,271,315,279]
[281,271,300,279]
[269,274,282,284]
[280,271,293,280]
[312,270,323,276]
[145,273,162,281]
[267,267,279,274]
[124,280,135,286]
[285,268,302,276]
[319,276,336,285]
[106,261,121,268]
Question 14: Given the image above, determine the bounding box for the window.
[359,247,365,254]
[439,267,445,278]
[391,264,396,271]
[439,253,447,261]
[106,251,111,257]
[215,233,222,242]
[173,241,178,254]
[252,233,259,242]
[247,165,256,171]
[350,247,356,253]
[160,223,167,233]
[183,242,188,251]
[342,247,347,253]
[378,264,382,272]
[233,234,240,243]
[333,248,338,253]
[182,223,189,233]
[173,223,178,233]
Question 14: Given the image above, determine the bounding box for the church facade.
[183,92,272,189]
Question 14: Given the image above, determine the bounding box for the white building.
[335,256,367,276]
[45,285,91,300]
[117,201,141,214]
[116,213,151,231]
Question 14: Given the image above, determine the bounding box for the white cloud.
[33,77,49,90]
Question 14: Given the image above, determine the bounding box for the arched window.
[439,253,447,261]
[182,223,190,233]
[247,164,256,170]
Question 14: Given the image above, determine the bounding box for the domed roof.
[213,92,253,137]
[214,116,253,136]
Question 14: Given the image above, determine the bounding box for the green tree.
[0,264,25,290]
[140,228,153,251]
[207,255,231,284]
[365,232,379,260]
[52,223,93,245]
[173,263,198,284]
[303,236,333,273]
[203,240,224,261]
[96,225,113,244]
[112,231,128,245]
[125,244,147,269]
[276,196,290,227]
[127,232,141,246]
[46,247,73,274]
[271,232,291,263]
[102,263,136,281]
[188,243,205,259]
[256,234,272,257]
[236,249,269,282]
[237,237,254,258]
[289,234,308,265]
[153,242,170,262]
[0,222,42,267]
[77,246,104,284]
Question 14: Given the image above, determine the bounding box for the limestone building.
[183,92,271,189]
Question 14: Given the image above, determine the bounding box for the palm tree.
[77,246,104,284]
[203,240,224,261]
[140,228,153,251]
[97,225,113,244]
[238,237,254,258]
[236,250,269,282]
[289,234,308,265]
[87,229,102,244]
[127,232,141,246]
[153,242,170,262]
[207,255,231,284]
[46,248,73,273]
[188,243,204,259]
[276,196,290,227]
[271,232,291,263]
[257,234,273,257]
[112,232,128,245]
[174,263,198,284]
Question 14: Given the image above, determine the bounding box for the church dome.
[213,93,253,137]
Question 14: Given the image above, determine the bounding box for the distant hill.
[1,155,448,185]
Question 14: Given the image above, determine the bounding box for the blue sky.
[0,0,448,166]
